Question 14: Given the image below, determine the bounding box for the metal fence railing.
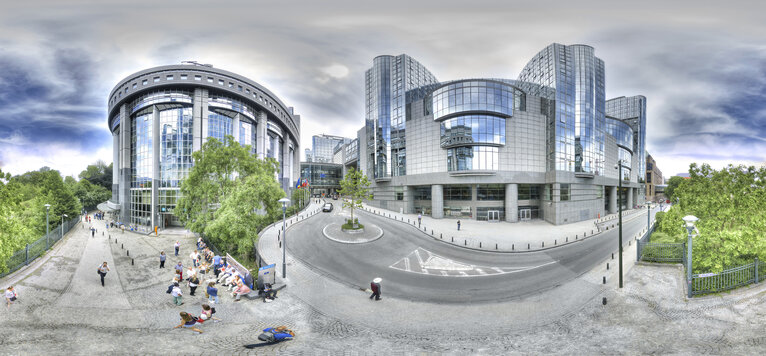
[691,259,759,296]
[0,216,81,279]
[637,223,685,263]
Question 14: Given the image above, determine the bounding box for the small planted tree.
[338,167,372,229]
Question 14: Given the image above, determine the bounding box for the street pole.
[647,203,651,232]
[687,229,693,298]
[45,204,50,249]
[618,163,623,288]
[282,205,286,278]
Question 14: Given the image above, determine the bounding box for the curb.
[322,223,384,244]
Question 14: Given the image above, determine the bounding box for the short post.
[607,263,609,270]
[121,243,123,249]
[127,250,129,256]
[479,242,482,248]
[495,243,498,250]
[464,240,466,246]
[440,233,442,239]
[132,258,134,265]
[542,242,544,247]
[566,237,568,242]
[555,239,557,245]
[431,230,433,235]
[512,244,514,250]
[528,243,530,250]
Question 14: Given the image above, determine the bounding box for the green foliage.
[649,232,676,243]
[0,167,81,273]
[656,163,766,273]
[72,179,112,210]
[664,176,686,202]
[342,221,364,230]
[175,135,285,261]
[78,160,112,190]
[338,167,372,226]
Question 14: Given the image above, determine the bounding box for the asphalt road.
[287,203,658,303]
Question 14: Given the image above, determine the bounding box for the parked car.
[322,203,333,212]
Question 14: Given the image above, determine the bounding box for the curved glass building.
[361,44,646,225]
[108,63,300,228]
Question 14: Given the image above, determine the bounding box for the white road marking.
[388,247,559,277]
[404,257,411,272]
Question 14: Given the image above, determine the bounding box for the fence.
[0,216,81,279]
[690,259,762,296]
[637,224,685,263]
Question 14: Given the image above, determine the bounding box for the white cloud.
[0,142,112,178]
[321,64,349,79]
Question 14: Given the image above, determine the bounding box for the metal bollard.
[528,243,530,250]
[612,253,614,259]
[464,240,467,246]
[440,233,442,239]
[452,237,454,242]
[603,276,606,284]
[132,258,134,265]
[496,243,498,250]
[480,242,482,248]
[121,243,123,249]
[542,242,544,247]
[566,237,568,242]
[127,250,129,256]
[555,240,557,245]
[607,263,609,270]
[603,297,607,305]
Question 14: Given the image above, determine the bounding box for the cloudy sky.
[0,0,764,179]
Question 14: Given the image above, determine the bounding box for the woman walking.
[97,262,110,287]
[159,251,166,268]
[206,282,219,304]
[5,286,18,310]
[173,312,203,333]
[198,304,221,323]
[188,274,199,296]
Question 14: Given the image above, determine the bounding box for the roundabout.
[322,222,383,244]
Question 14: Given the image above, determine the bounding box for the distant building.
[311,134,350,163]
[305,148,313,162]
[645,153,664,202]
[299,162,343,196]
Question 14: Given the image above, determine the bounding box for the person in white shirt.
[97,262,110,287]
[5,286,18,310]
[171,282,183,306]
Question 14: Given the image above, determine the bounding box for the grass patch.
[342,218,364,230]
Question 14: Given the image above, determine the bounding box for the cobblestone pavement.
[3,212,766,355]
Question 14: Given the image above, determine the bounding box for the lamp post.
[61,214,68,238]
[44,204,51,249]
[278,197,291,279]
[647,202,651,232]
[683,215,698,298]
[614,160,624,288]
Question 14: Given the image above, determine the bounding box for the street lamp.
[44,204,51,249]
[614,160,625,288]
[61,214,68,238]
[647,202,651,233]
[278,197,291,279]
[683,215,699,298]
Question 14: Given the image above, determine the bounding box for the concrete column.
[233,114,240,145]
[151,106,160,230]
[431,184,444,218]
[256,111,267,159]
[609,186,617,214]
[405,186,415,214]
[282,138,291,191]
[119,104,131,223]
[112,131,119,202]
[193,88,206,152]
[627,186,634,209]
[505,183,518,222]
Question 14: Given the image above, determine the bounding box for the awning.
[97,201,121,213]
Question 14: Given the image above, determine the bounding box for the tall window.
[208,113,232,143]
[560,184,570,201]
[444,185,472,200]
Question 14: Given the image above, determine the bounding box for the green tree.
[73,179,112,210]
[338,167,372,228]
[78,160,112,190]
[175,135,282,258]
[664,176,686,202]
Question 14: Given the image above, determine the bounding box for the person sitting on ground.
[231,280,252,302]
[259,326,294,342]
[262,283,277,302]
[197,304,221,323]
[173,311,203,333]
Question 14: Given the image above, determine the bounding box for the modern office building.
[361,44,646,224]
[645,153,663,202]
[299,162,343,196]
[311,134,350,163]
[107,63,301,228]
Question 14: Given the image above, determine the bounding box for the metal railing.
[637,223,685,263]
[691,258,760,296]
[0,216,81,279]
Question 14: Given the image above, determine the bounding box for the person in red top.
[369,277,382,301]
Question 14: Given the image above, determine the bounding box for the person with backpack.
[97,262,110,287]
[173,312,202,333]
[188,274,200,296]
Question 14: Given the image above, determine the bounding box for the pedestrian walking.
[97,262,110,287]
[190,251,198,267]
[174,241,180,256]
[159,251,166,268]
[206,282,219,304]
[171,282,184,306]
[189,275,199,296]
[121,225,125,234]
[199,304,221,323]
[457,220,461,231]
[369,277,382,300]
[91,228,95,237]
[418,213,422,227]
[173,312,202,333]
[5,286,18,310]
[175,262,184,280]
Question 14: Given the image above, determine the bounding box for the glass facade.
[444,185,472,200]
[431,80,521,120]
[312,134,347,163]
[446,146,498,171]
[440,115,505,148]
[366,54,438,178]
[605,117,634,150]
[477,184,505,201]
[518,184,541,200]
[207,112,233,143]
[606,96,647,183]
[518,44,605,175]
[159,107,193,189]
[239,120,256,155]
[130,111,153,226]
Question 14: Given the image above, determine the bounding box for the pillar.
[193,88,206,152]
[119,104,131,224]
[151,105,160,230]
[505,183,518,222]
[282,137,291,191]
[405,186,415,214]
[256,111,267,159]
[112,131,119,202]
[609,186,617,214]
[627,186,634,210]
[233,114,241,145]
[431,184,444,218]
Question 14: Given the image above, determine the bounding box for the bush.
[342,218,363,230]
[654,211,666,225]
[650,231,675,243]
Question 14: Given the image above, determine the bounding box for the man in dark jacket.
[369,277,382,300]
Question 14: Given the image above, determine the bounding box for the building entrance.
[519,209,531,221]
[487,210,500,222]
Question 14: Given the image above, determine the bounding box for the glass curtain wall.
[158,106,192,215]
[131,111,153,226]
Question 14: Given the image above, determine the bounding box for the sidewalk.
[360,202,652,251]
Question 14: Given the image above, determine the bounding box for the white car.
[322,203,333,212]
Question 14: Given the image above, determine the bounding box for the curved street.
[287,204,658,303]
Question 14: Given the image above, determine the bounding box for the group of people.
[173,304,222,334]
